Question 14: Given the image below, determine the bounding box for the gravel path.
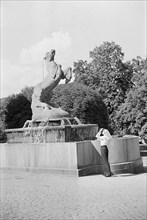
[0,158,147,220]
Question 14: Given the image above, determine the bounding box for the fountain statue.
[23,49,77,127]
[13,49,97,141]
[31,49,72,121]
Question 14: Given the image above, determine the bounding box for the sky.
[1,0,146,98]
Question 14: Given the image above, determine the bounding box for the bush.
[5,94,32,129]
[50,82,109,128]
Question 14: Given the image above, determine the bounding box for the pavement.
[0,157,147,220]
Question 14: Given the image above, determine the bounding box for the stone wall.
[0,136,143,176]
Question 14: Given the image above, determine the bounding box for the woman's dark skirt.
[101,145,112,177]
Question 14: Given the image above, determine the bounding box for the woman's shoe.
[105,174,111,177]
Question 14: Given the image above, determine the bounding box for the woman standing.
[96,128,112,177]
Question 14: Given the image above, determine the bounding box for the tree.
[116,58,147,140]
[74,41,134,132]
[21,86,34,102]
[51,82,109,128]
[5,94,32,129]
[73,60,100,89]
[0,86,33,132]
[0,100,6,142]
[0,96,13,142]
[129,56,146,85]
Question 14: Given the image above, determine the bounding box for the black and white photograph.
[0,1,146,220]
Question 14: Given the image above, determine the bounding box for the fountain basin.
[5,124,98,143]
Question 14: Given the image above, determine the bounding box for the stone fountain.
[1,50,143,176]
[5,49,98,145]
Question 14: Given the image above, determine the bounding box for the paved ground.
[0,158,147,220]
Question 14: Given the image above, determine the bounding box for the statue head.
[44,49,56,61]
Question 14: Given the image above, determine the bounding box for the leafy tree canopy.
[74,41,134,131]
[5,93,32,129]
[116,58,147,141]
[21,86,34,103]
[51,82,109,128]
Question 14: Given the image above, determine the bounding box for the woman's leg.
[101,145,111,176]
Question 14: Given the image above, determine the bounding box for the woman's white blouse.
[96,129,112,146]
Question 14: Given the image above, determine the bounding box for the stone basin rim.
[5,124,98,132]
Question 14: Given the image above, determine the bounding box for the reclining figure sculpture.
[24,49,72,127]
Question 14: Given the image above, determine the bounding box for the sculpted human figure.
[31,49,72,121]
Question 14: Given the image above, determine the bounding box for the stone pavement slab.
[0,158,147,220]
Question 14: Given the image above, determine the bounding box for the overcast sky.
[1,0,146,98]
